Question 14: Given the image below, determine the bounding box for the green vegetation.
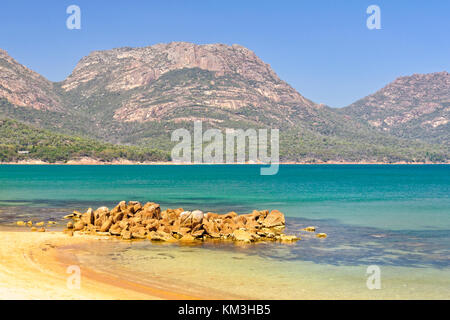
[0,65,448,164]
[0,118,170,163]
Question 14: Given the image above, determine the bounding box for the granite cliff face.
[60,42,317,126]
[0,49,61,111]
[340,72,449,144]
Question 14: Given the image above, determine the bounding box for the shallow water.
[67,219,450,299]
[0,165,449,298]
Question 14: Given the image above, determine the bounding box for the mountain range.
[0,42,448,163]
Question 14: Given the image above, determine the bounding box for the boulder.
[233,217,246,229]
[191,228,205,238]
[157,225,171,234]
[252,210,269,222]
[191,210,204,225]
[119,201,127,211]
[223,212,238,219]
[148,230,173,242]
[67,221,74,229]
[219,223,234,237]
[205,212,220,220]
[81,208,95,225]
[119,219,130,230]
[180,234,196,242]
[262,210,285,228]
[257,229,275,239]
[100,218,113,232]
[316,233,327,239]
[73,221,86,231]
[30,227,37,232]
[203,219,220,238]
[36,222,45,227]
[142,202,161,219]
[16,221,26,226]
[129,216,143,226]
[113,211,124,223]
[232,229,253,243]
[110,201,125,214]
[109,223,122,236]
[94,216,104,227]
[27,221,33,226]
[130,226,147,239]
[121,229,132,240]
[133,203,142,213]
[37,227,46,233]
[64,211,82,219]
[179,211,193,227]
[245,219,260,231]
[94,206,109,216]
[302,226,316,232]
[161,209,179,222]
[145,219,159,231]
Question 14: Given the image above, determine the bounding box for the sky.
[0,0,448,107]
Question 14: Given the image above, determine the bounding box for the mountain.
[0,49,62,111]
[0,43,448,163]
[60,42,318,126]
[339,72,449,145]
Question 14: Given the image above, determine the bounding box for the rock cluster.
[64,201,299,243]
[16,220,57,232]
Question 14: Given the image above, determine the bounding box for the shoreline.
[1,229,448,300]
[0,230,206,300]
[1,159,448,165]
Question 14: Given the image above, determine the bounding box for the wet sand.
[1,230,449,300]
[0,231,201,300]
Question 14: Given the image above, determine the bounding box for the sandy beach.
[0,230,203,300]
[1,157,448,165]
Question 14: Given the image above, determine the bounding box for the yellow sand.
[0,231,199,300]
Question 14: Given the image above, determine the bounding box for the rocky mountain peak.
[60,42,316,124]
[0,48,61,111]
[341,71,449,144]
[62,42,282,91]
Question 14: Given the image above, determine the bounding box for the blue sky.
[0,0,448,107]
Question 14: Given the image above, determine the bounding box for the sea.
[0,164,449,299]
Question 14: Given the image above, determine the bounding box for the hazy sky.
[0,0,448,107]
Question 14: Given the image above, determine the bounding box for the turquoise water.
[1,165,449,298]
[1,165,448,230]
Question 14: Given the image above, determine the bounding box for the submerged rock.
[280,235,299,242]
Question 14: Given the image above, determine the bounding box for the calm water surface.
[1,165,449,298]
